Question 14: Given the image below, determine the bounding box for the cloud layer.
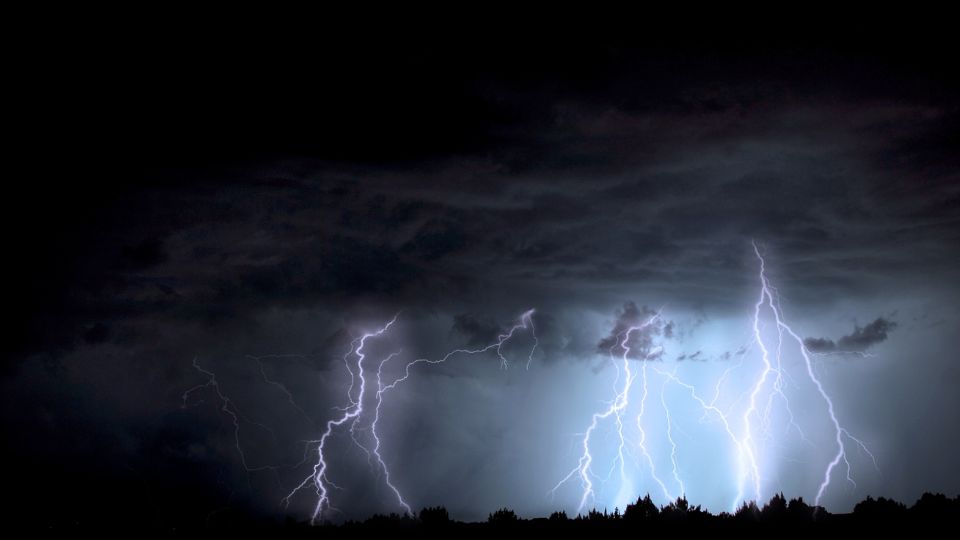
[4,38,959,529]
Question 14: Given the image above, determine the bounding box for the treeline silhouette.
[279,493,959,535]
[22,491,958,532]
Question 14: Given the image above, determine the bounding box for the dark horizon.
[4,21,959,531]
[134,492,960,531]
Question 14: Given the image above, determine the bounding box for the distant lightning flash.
[182,358,279,475]
[252,356,316,428]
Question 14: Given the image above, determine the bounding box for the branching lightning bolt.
[660,374,685,497]
[370,309,538,513]
[550,242,878,515]
[280,309,536,522]
[185,241,879,522]
[371,351,411,515]
[182,358,279,474]
[634,350,673,503]
[282,315,398,523]
[748,241,877,507]
[550,311,668,513]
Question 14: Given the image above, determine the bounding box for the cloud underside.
[804,318,898,353]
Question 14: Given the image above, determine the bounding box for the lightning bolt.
[283,315,398,523]
[186,242,879,521]
[650,365,746,510]
[181,309,544,522]
[660,373,685,497]
[251,355,316,428]
[371,309,538,513]
[746,241,876,508]
[550,311,667,514]
[371,351,411,515]
[550,242,877,515]
[182,358,279,475]
[280,309,537,521]
[634,351,673,504]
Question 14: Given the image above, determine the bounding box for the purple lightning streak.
[332,337,363,414]
[550,311,667,514]
[634,349,674,504]
[737,247,777,506]
[493,309,537,369]
[182,360,298,495]
[378,309,537,394]
[660,374,686,497]
[283,315,398,524]
[370,309,538,513]
[371,351,411,515]
[650,365,746,510]
[611,363,631,498]
[750,241,877,507]
[759,304,812,451]
[525,315,540,370]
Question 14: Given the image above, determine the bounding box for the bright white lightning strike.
[550,242,878,514]
[550,311,668,513]
[282,310,538,522]
[185,243,879,521]
[750,241,876,507]
[282,315,398,523]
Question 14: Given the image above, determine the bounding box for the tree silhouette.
[487,507,518,523]
[623,494,659,521]
[912,492,957,523]
[786,496,813,522]
[418,506,450,525]
[734,500,760,522]
[761,492,788,523]
[853,495,906,523]
[180,492,960,532]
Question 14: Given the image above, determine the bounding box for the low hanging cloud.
[804,317,898,353]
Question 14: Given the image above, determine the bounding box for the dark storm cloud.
[82,322,110,344]
[121,238,168,270]
[12,47,960,365]
[804,317,898,353]
[402,218,469,261]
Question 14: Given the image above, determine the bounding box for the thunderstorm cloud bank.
[4,33,959,528]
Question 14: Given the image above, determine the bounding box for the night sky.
[4,28,959,529]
